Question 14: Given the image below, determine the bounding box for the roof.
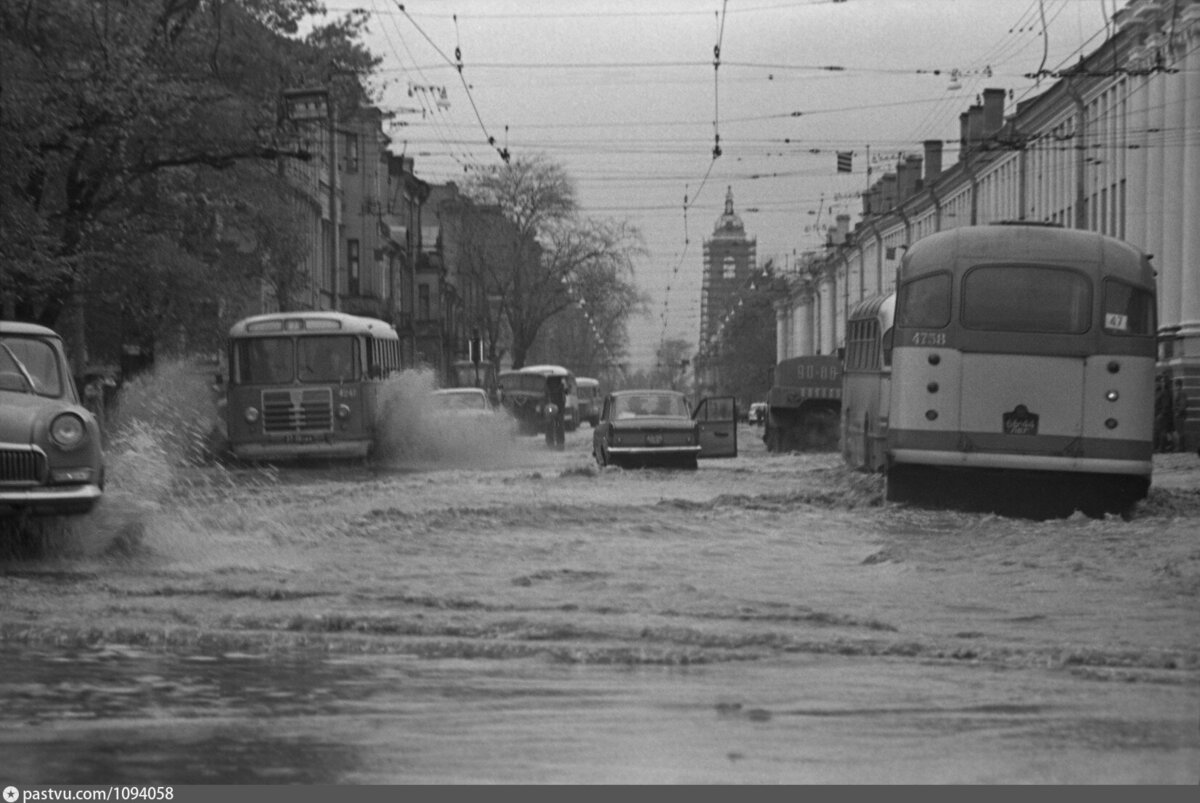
[0,321,63,339]
[228,311,398,338]
[519,364,572,377]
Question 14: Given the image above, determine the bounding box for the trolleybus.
[222,311,401,462]
[842,223,1157,516]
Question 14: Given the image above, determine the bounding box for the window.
[962,265,1091,334]
[348,239,360,296]
[1102,279,1155,336]
[0,336,64,397]
[345,133,359,172]
[896,272,951,328]
[418,284,430,320]
[238,338,294,384]
[297,336,357,383]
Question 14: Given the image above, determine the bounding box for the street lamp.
[284,87,339,311]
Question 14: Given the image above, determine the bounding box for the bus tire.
[885,464,915,503]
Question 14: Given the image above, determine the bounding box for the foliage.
[705,267,784,408]
[462,154,646,369]
[0,0,377,363]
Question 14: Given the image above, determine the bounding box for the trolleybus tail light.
[1107,360,1120,373]
[1105,390,1119,402]
[337,403,352,420]
[244,407,260,423]
[925,410,938,421]
[1105,418,1118,430]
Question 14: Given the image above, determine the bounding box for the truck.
[762,355,842,452]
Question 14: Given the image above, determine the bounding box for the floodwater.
[0,362,1197,783]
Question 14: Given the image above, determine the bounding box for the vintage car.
[430,387,497,418]
[1,321,105,519]
[592,389,738,469]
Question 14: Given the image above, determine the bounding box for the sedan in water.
[592,389,703,469]
[430,387,497,419]
[0,321,105,520]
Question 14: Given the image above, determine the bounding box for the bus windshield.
[236,338,294,384]
[961,265,1091,334]
[298,336,357,382]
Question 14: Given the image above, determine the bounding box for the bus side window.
[882,327,894,367]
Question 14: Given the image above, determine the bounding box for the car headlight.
[244,406,260,423]
[50,413,87,450]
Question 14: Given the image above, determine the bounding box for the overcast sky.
[317,0,1119,370]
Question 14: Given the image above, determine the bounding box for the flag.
[836,151,853,173]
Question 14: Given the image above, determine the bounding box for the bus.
[842,223,1157,516]
[575,376,601,428]
[222,311,401,462]
[497,365,578,435]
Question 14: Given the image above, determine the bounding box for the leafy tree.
[707,267,783,409]
[462,154,645,369]
[0,0,377,366]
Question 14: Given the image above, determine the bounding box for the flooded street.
[1,370,1198,783]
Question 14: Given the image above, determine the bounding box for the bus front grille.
[261,389,334,432]
[0,446,47,485]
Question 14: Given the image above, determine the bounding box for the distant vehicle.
[575,377,601,427]
[1,321,105,519]
[763,356,842,452]
[842,223,1157,516]
[497,365,579,435]
[430,387,496,419]
[748,402,767,426]
[447,359,498,405]
[221,311,401,462]
[592,389,738,469]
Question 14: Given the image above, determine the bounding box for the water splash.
[373,368,525,469]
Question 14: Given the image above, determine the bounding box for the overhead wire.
[392,2,510,163]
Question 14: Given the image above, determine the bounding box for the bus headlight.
[337,404,352,420]
[50,413,87,450]
[244,407,260,423]
[1105,390,1119,402]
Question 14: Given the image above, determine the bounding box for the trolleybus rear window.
[896,273,951,329]
[961,265,1091,334]
[1102,279,1156,336]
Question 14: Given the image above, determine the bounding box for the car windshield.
[0,336,64,397]
[614,393,689,419]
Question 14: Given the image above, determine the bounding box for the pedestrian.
[545,375,566,449]
[1154,375,1172,452]
[1171,378,1189,453]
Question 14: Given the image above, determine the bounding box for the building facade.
[775,0,1200,449]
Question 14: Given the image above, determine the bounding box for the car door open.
[693,396,738,458]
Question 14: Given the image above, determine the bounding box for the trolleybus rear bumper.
[890,449,1151,477]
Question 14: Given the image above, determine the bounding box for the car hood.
[610,417,695,431]
[0,391,61,442]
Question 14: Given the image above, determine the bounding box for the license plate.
[645,433,664,446]
[1003,406,1039,436]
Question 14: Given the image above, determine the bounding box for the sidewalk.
[1152,451,1200,490]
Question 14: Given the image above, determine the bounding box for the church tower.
[699,186,758,351]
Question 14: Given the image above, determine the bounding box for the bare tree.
[462,155,644,369]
